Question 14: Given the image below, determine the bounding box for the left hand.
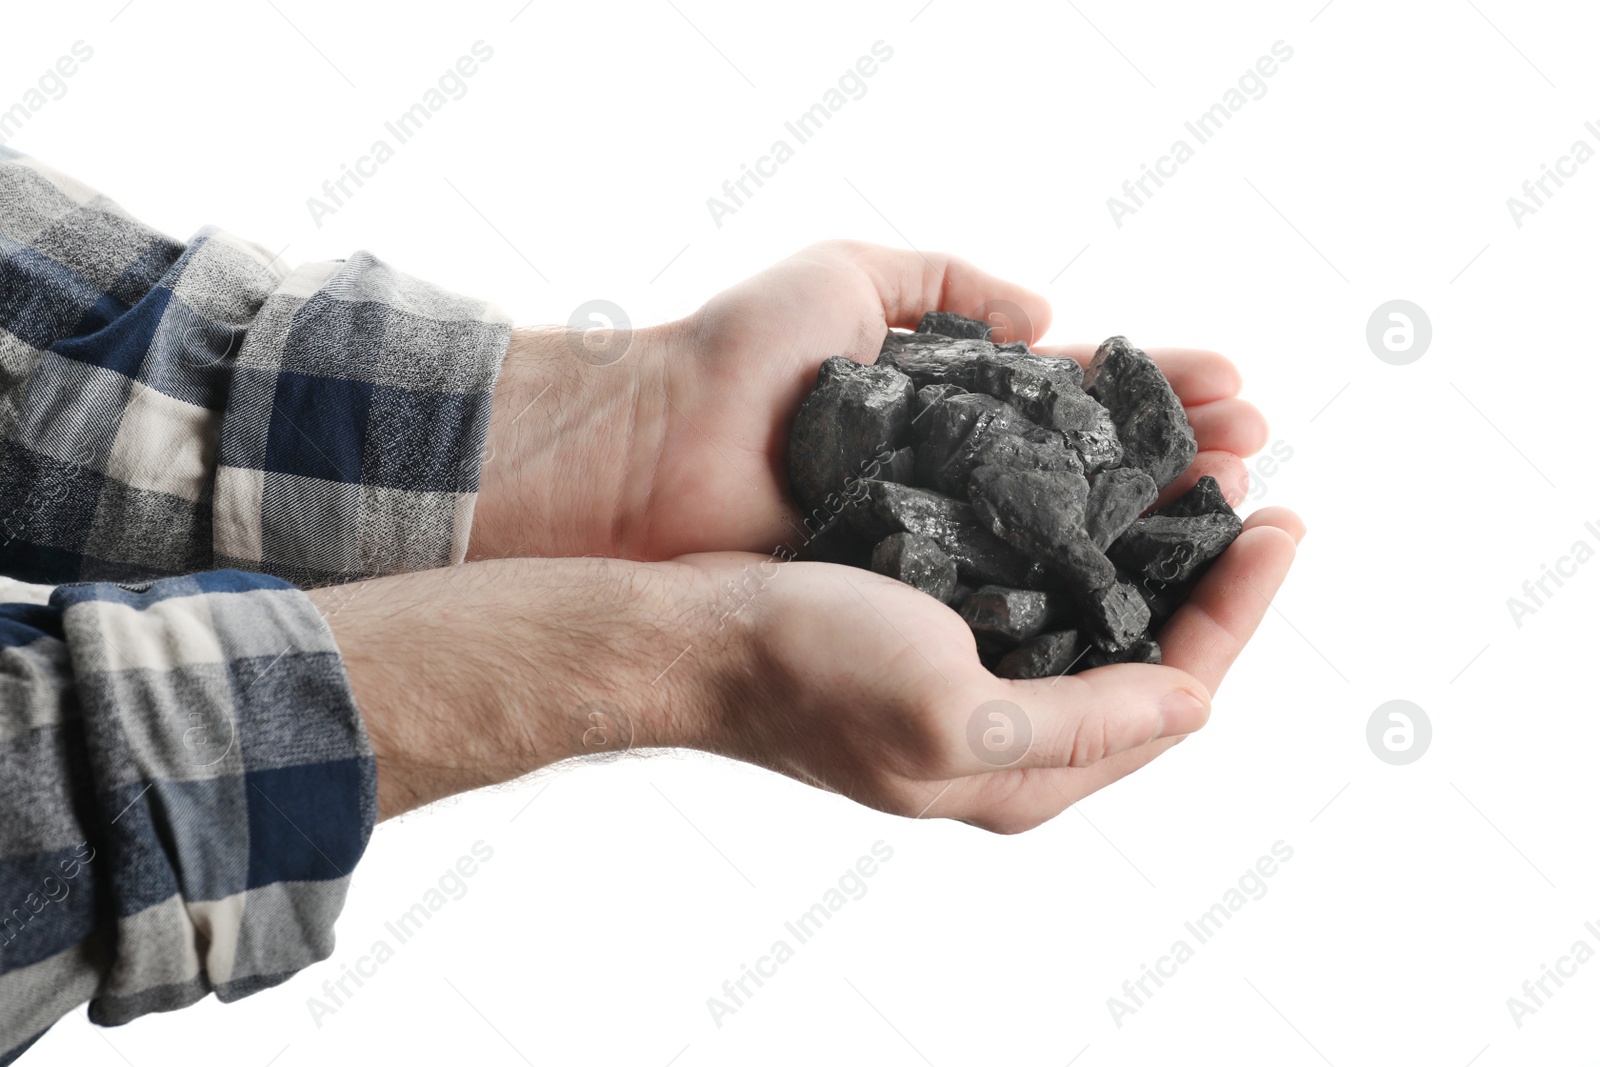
[469,240,1266,562]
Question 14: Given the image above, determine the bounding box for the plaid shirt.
[0,148,512,1060]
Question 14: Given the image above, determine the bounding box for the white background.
[6,0,1600,1063]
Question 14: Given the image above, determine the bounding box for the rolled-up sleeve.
[0,570,375,1061]
[0,148,507,1060]
[0,145,513,587]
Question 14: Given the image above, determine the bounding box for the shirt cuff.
[51,569,376,1026]
[210,248,513,585]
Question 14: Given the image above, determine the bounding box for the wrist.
[469,320,684,561]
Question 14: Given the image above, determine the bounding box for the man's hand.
[677,508,1300,832]
[469,240,1266,562]
[433,239,1296,833]
[316,504,1300,830]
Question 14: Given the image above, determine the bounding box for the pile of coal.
[786,315,1241,679]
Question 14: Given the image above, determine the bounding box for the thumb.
[831,241,1053,344]
[953,664,1210,773]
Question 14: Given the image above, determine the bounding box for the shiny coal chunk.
[878,334,992,391]
[1079,638,1162,671]
[1085,467,1158,551]
[1110,512,1241,585]
[790,329,1215,661]
[916,311,992,340]
[787,357,914,518]
[959,585,1053,644]
[995,630,1085,680]
[1083,336,1197,488]
[966,472,1145,650]
[910,389,990,463]
[978,350,1120,472]
[846,481,969,542]
[883,446,917,484]
[1126,570,1190,632]
[1071,580,1152,651]
[971,427,1086,477]
[1107,475,1241,585]
[913,382,965,419]
[966,465,1111,591]
[1159,474,1234,519]
[1062,427,1124,474]
[912,392,1034,496]
[871,533,958,603]
[847,480,1043,587]
[977,348,1086,409]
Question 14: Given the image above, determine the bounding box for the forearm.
[310,555,741,820]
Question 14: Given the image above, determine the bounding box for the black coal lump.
[912,382,965,421]
[846,480,973,543]
[787,356,914,519]
[1160,474,1233,519]
[879,334,992,391]
[1061,426,1124,475]
[1079,638,1163,671]
[1128,572,1191,633]
[1071,580,1152,652]
[1083,336,1196,488]
[966,465,1113,592]
[976,348,1085,413]
[787,328,1238,674]
[882,446,917,485]
[911,392,1030,495]
[1110,513,1241,585]
[966,472,1145,651]
[916,311,992,340]
[915,391,1011,476]
[847,480,1044,588]
[959,585,1053,645]
[974,352,1122,473]
[871,533,958,604]
[996,630,1086,680]
[1085,467,1158,551]
[971,426,1086,477]
[1109,473,1242,587]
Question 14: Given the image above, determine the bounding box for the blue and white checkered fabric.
[0,571,375,1060]
[0,146,511,587]
[0,149,512,1059]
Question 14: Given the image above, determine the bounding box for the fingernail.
[1161,690,1210,736]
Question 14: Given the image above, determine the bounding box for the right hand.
[318,508,1300,832]
[678,505,1302,832]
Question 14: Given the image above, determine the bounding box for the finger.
[939,512,1303,829]
[925,733,1191,833]
[1003,732,1192,829]
[949,662,1210,777]
[1031,345,1243,405]
[1244,506,1305,543]
[1153,450,1248,510]
[1060,733,1189,800]
[1183,397,1268,458]
[1157,516,1301,695]
[834,241,1054,344]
